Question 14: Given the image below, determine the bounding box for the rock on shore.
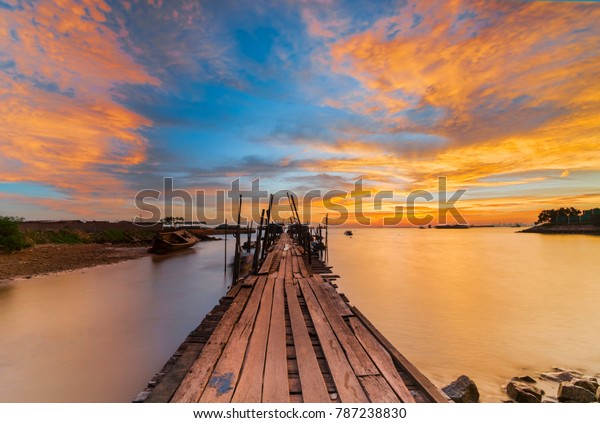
[506,380,542,403]
[503,368,600,403]
[442,375,480,403]
[557,382,597,403]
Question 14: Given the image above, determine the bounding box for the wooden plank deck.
[144,233,449,403]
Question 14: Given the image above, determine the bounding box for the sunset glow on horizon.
[1,0,599,224]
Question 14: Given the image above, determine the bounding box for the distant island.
[521,207,600,235]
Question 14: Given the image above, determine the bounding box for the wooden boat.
[149,230,199,254]
[344,230,353,236]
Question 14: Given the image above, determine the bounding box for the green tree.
[535,207,582,225]
[535,209,558,225]
[0,216,31,252]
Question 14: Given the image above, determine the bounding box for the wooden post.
[261,194,274,261]
[246,221,252,253]
[289,192,301,224]
[233,195,242,284]
[252,209,265,274]
[224,218,227,273]
[325,214,329,264]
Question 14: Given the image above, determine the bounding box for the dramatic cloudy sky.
[0,0,599,224]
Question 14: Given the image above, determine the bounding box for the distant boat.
[344,230,353,236]
[434,224,470,229]
[149,230,199,254]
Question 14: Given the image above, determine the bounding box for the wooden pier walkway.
[140,233,448,403]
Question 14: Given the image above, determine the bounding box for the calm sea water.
[0,238,236,402]
[326,227,600,401]
[1,228,599,402]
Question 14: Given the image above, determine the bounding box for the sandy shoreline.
[0,243,150,282]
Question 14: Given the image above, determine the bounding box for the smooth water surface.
[2,229,599,402]
[327,227,600,401]
[0,239,235,402]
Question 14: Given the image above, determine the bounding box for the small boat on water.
[434,224,470,229]
[149,230,199,254]
[344,230,353,236]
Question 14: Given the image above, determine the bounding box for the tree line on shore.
[535,207,599,225]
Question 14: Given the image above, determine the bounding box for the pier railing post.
[261,194,274,261]
[252,209,265,274]
[233,195,242,284]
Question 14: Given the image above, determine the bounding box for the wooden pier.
[138,233,449,403]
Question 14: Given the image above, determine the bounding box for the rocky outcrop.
[442,375,480,403]
[572,378,599,395]
[503,369,600,403]
[511,375,537,384]
[557,382,597,403]
[540,371,577,382]
[506,381,542,403]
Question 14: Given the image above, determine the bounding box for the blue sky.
[0,0,599,223]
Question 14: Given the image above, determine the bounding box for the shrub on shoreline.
[0,216,32,252]
[25,229,90,245]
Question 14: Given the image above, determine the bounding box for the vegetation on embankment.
[1,216,158,253]
[24,228,156,245]
[0,216,32,252]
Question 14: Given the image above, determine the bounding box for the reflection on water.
[327,227,600,401]
[2,229,599,402]
[0,238,238,402]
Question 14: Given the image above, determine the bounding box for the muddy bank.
[0,244,149,282]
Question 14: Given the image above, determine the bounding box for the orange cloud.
[311,0,600,214]
[0,0,159,211]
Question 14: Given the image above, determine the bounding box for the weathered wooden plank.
[359,375,400,403]
[145,344,204,402]
[241,275,259,287]
[285,277,330,403]
[350,307,449,403]
[348,317,415,403]
[259,244,281,274]
[293,245,312,277]
[231,275,276,402]
[311,276,353,317]
[268,246,284,274]
[298,278,368,402]
[306,278,378,377]
[224,283,243,299]
[200,276,268,402]
[285,249,294,282]
[171,286,253,402]
[291,252,300,275]
[262,258,290,402]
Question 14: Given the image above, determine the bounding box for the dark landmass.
[520,223,600,235]
[1,223,228,282]
[0,244,149,282]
